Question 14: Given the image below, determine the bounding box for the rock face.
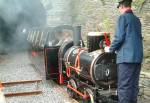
[71,0,120,41]
[140,0,150,71]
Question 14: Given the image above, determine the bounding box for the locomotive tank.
[64,46,117,86]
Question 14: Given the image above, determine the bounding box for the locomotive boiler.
[64,46,117,87]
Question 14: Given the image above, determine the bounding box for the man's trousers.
[118,63,141,103]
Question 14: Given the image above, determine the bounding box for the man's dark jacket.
[110,11,143,64]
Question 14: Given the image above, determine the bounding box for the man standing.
[105,0,143,103]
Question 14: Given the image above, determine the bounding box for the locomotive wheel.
[67,78,78,99]
[81,88,95,103]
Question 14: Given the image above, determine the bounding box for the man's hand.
[104,46,110,53]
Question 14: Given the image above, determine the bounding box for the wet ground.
[0,51,150,103]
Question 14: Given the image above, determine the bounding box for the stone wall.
[72,0,150,71]
[72,0,118,36]
[140,0,150,71]
[41,0,73,26]
[40,0,149,71]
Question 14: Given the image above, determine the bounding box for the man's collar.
[124,8,133,13]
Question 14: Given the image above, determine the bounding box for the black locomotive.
[27,25,118,103]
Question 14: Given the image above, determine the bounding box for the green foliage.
[99,0,105,5]
[99,11,114,32]
[132,0,147,12]
[102,17,112,32]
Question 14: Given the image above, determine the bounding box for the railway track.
[0,52,78,103]
[1,80,42,97]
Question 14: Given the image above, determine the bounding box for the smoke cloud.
[0,0,46,54]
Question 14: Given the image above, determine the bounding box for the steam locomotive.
[27,25,118,103]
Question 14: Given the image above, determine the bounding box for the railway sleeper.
[1,80,42,97]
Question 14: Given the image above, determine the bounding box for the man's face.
[118,5,124,14]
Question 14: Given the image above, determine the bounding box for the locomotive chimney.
[73,26,82,46]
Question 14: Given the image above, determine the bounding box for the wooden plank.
[2,80,42,86]
[5,90,42,97]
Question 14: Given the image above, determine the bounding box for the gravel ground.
[0,52,150,103]
[0,52,77,103]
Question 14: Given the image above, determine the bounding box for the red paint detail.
[59,74,64,84]
[66,68,71,77]
[31,51,38,56]
[104,32,110,46]
[75,48,85,74]
[0,82,4,91]
[67,84,89,99]
[69,66,81,72]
